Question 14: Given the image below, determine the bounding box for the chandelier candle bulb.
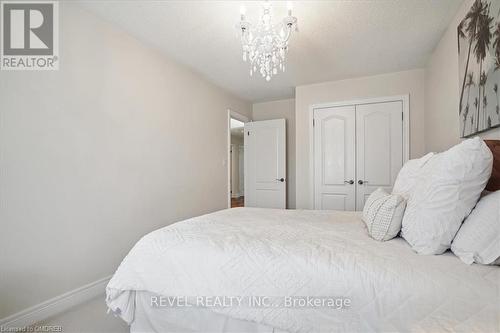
[240,5,246,20]
[237,0,298,81]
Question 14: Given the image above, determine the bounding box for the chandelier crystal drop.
[238,1,298,81]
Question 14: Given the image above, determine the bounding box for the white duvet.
[106,208,500,332]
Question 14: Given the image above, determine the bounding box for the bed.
[106,141,500,333]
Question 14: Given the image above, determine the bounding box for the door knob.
[358,180,367,185]
[276,178,285,182]
[344,180,354,185]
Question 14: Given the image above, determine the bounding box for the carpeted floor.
[35,295,128,333]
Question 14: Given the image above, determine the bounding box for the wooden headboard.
[485,140,500,191]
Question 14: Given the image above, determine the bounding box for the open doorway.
[230,118,245,208]
[227,110,249,208]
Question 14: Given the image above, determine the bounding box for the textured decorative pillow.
[401,137,493,255]
[451,191,500,265]
[392,152,435,199]
[362,188,407,241]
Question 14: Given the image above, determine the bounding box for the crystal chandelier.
[238,1,298,81]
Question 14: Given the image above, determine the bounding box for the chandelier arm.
[283,26,292,43]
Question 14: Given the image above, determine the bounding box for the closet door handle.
[344,180,354,185]
[358,180,368,185]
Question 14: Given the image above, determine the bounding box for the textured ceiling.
[78,0,463,102]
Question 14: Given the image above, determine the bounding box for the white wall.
[252,99,296,209]
[425,0,500,152]
[295,69,425,209]
[0,3,251,318]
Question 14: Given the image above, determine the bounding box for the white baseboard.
[0,275,112,329]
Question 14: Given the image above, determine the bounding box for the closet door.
[355,101,404,210]
[314,106,356,210]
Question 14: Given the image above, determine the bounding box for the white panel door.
[244,119,286,208]
[238,146,244,195]
[355,101,403,210]
[314,106,356,211]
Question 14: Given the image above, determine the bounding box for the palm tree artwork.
[462,72,475,136]
[459,0,484,116]
[495,83,500,122]
[494,21,500,123]
[458,0,500,136]
[494,22,500,69]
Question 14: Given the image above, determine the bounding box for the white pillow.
[451,191,500,265]
[401,137,493,255]
[392,152,435,199]
[362,188,407,241]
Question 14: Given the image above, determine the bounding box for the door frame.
[227,109,250,208]
[308,95,410,209]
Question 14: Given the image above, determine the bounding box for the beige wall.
[252,99,296,209]
[425,0,500,152]
[295,69,425,209]
[0,3,251,318]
